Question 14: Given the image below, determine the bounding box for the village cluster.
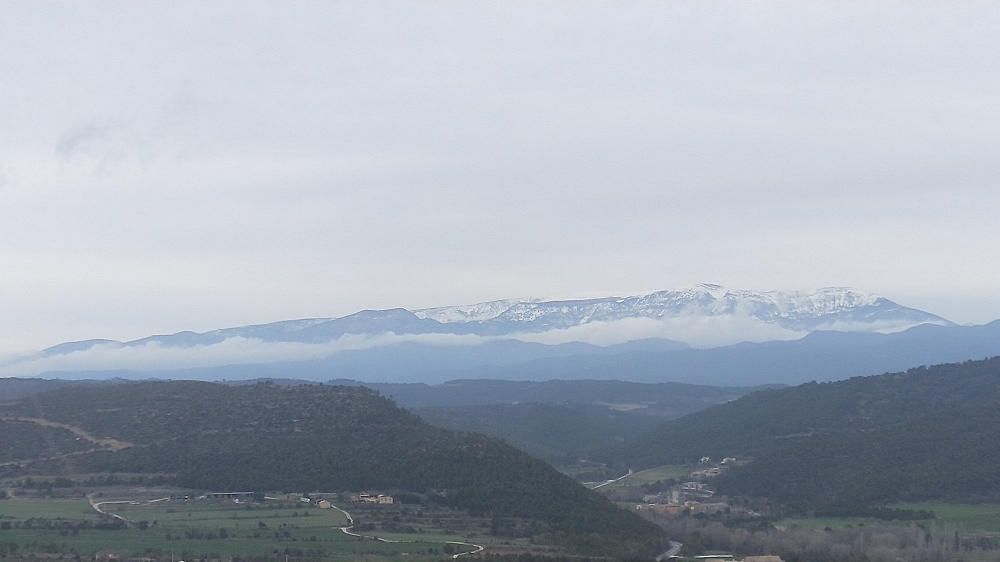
[179,490,394,508]
[633,457,760,518]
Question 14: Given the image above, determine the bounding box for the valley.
[5,353,1000,561]
[4,4,997,561]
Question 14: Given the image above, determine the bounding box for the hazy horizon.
[0,282,982,356]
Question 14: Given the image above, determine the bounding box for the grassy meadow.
[605,464,690,489]
[0,497,481,560]
[779,501,1000,534]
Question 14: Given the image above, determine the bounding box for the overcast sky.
[2,1,1000,353]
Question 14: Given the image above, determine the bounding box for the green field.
[779,502,1000,534]
[893,501,1000,533]
[0,498,102,521]
[0,498,480,560]
[776,515,874,530]
[604,464,690,489]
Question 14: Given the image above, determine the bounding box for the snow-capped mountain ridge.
[415,298,538,323]
[415,284,934,332]
[3,284,959,379]
[28,285,950,362]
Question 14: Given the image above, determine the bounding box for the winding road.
[656,540,683,560]
[330,502,484,558]
[88,495,136,527]
[590,468,633,489]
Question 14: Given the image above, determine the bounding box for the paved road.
[590,468,633,489]
[88,495,136,527]
[656,540,683,560]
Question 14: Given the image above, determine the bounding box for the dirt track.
[0,416,133,451]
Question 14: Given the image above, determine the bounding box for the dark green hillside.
[613,357,1000,512]
[349,378,752,414]
[0,420,93,462]
[416,402,660,462]
[618,357,1000,467]
[0,381,663,557]
[714,403,1000,511]
[0,377,91,401]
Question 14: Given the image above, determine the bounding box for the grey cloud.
[0,315,798,377]
[511,317,804,349]
[1,1,999,353]
[55,123,112,159]
[0,333,493,377]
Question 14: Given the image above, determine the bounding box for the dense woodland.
[0,378,89,401]
[416,402,660,462]
[0,381,664,558]
[347,378,751,414]
[612,357,1000,512]
[0,420,93,462]
[654,515,1000,562]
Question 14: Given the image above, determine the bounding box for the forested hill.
[0,381,663,558]
[345,378,753,414]
[612,357,1000,511]
[0,377,102,400]
[416,402,662,463]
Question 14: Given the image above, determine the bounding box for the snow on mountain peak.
[694,282,729,299]
[11,285,954,377]
[409,285,945,335]
[414,298,538,323]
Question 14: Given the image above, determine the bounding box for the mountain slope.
[0,377,96,400]
[715,402,1000,512]
[350,378,751,412]
[416,402,663,462]
[612,356,1000,512]
[0,381,664,557]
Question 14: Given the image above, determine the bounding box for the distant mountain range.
[44,284,951,348]
[2,284,974,385]
[414,284,949,334]
[37,284,948,352]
